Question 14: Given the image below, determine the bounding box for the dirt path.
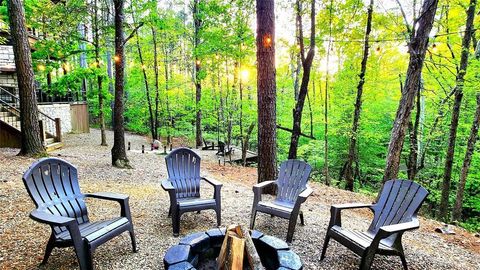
[0,129,479,270]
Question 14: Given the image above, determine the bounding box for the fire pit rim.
[163,228,303,270]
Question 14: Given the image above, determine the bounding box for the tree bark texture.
[287,0,316,160]
[7,0,45,156]
[383,0,439,182]
[152,27,160,140]
[111,0,130,168]
[256,0,277,194]
[343,0,374,191]
[194,0,203,148]
[439,0,476,220]
[452,93,480,221]
[407,80,422,180]
[93,0,107,146]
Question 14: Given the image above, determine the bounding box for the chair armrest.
[161,179,176,191]
[328,203,374,228]
[379,219,420,235]
[202,177,223,187]
[85,192,132,219]
[331,203,374,210]
[30,210,76,226]
[299,186,313,199]
[85,192,128,202]
[253,180,276,190]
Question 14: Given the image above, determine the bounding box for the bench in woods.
[321,179,429,270]
[202,138,215,150]
[162,148,223,236]
[250,159,313,243]
[23,158,137,270]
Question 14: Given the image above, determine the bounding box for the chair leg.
[172,210,180,237]
[286,214,299,243]
[399,253,408,270]
[73,244,92,270]
[300,211,305,226]
[129,227,138,253]
[359,250,376,270]
[250,209,257,230]
[215,208,221,226]
[320,234,330,260]
[41,235,55,265]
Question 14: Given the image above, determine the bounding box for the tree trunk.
[7,0,45,156]
[383,0,439,182]
[406,80,422,179]
[287,0,316,160]
[256,0,277,194]
[93,0,107,146]
[152,27,160,140]
[111,0,130,168]
[439,0,476,220]
[242,122,256,166]
[193,0,203,148]
[135,34,155,140]
[131,4,155,140]
[452,92,480,221]
[343,0,374,191]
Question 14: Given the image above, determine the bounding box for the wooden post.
[54,117,62,142]
[170,143,172,151]
[38,120,45,145]
[142,145,144,153]
[164,145,167,154]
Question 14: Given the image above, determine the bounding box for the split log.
[217,225,264,270]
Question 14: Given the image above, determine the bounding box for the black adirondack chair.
[202,138,215,150]
[321,179,429,270]
[250,159,313,243]
[22,158,137,270]
[162,148,222,236]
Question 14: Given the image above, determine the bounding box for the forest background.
[1,0,479,232]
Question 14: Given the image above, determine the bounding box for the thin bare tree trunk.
[324,0,333,186]
[343,0,374,191]
[287,0,316,159]
[439,0,476,220]
[152,27,160,140]
[256,0,277,194]
[383,0,439,181]
[7,0,45,156]
[93,0,107,146]
[193,0,203,147]
[452,93,480,221]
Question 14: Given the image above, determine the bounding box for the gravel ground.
[0,129,479,270]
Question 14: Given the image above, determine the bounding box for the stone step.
[46,142,64,152]
[45,137,55,145]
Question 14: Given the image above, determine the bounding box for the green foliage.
[16,0,480,232]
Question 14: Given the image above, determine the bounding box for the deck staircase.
[0,87,63,151]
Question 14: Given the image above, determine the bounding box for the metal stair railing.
[0,87,62,143]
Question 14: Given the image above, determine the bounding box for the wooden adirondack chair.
[161,148,222,236]
[23,158,137,270]
[321,179,429,270]
[250,159,313,243]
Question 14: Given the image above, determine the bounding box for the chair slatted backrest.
[368,179,428,234]
[276,160,312,204]
[23,158,89,235]
[165,148,201,199]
